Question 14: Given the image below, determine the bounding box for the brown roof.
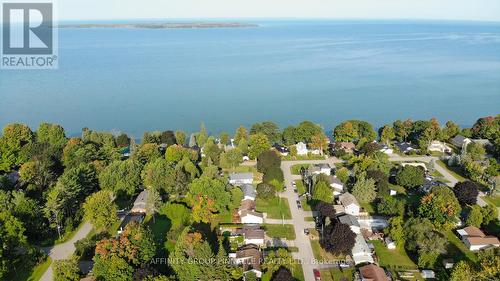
[359,264,389,281]
[467,236,500,246]
[339,192,359,207]
[239,199,256,212]
[235,226,265,239]
[236,244,262,272]
[240,210,263,218]
[338,142,355,149]
[464,226,486,237]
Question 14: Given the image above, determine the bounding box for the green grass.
[301,199,313,211]
[326,268,354,281]
[147,215,172,246]
[261,262,304,281]
[444,230,477,263]
[360,202,376,214]
[310,238,345,262]
[265,246,300,252]
[283,154,325,161]
[304,217,315,221]
[372,240,417,269]
[436,160,467,182]
[256,197,292,219]
[8,257,52,281]
[482,195,500,207]
[295,180,306,194]
[291,164,310,175]
[263,224,296,240]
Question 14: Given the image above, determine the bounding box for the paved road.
[40,222,93,281]
[280,157,342,281]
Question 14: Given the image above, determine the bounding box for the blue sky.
[60,0,500,22]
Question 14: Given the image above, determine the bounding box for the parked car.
[296,200,302,209]
[304,228,310,235]
[313,269,321,281]
[293,188,298,193]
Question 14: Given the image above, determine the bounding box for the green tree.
[404,218,447,268]
[395,166,425,189]
[0,123,34,171]
[294,121,323,143]
[418,186,461,229]
[146,188,162,222]
[442,121,460,140]
[220,148,243,169]
[234,125,248,145]
[0,211,27,279]
[310,132,329,155]
[481,204,498,226]
[335,167,350,184]
[282,126,296,145]
[196,123,208,147]
[36,122,67,149]
[115,133,130,147]
[142,158,188,195]
[133,143,161,164]
[257,150,281,173]
[248,133,270,159]
[99,160,142,197]
[351,175,376,203]
[250,121,281,144]
[312,181,333,203]
[385,216,405,247]
[187,177,231,212]
[377,197,405,216]
[53,258,81,281]
[83,190,118,231]
[333,121,358,142]
[449,260,474,281]
[466,142,486,161]
[393,119,413,142]
[466,205,483,227]
[175,130,186,145]
[219,132,230,146]
[256,183,276,199]
[379,125,395,145]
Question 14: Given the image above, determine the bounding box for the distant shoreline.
[59,22,259,29]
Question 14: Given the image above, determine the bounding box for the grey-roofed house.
[310,163,332,175]
[395,142,416,154]
[339,192,360,216]
[337,214,361,234]
[240,184,257,201]
[450,135,471,149]
[131,190,148,213]
[326,175,344,196]
[229,172,253,186]
[234,225,265,245]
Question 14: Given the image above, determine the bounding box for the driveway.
[280,157,342,281]
[40,222,93,281]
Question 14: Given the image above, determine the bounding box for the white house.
[327,176,344,196]
[235,226,265,246]
[379,146,394,155]
[296,142,308,155]
[457,226,500,251]
[352,234,374,265]
[338,214,361,234]
[240,211,264,224]
[428,141,452,153]
[339,192,360,216]
[385,237,396,250]
[310,163,332,176]
[421,270,436,279]
[240,184,257,201]
[229,173,253,186]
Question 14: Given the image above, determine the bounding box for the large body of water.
[1,20,499,137]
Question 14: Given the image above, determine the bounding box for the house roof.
[240,210,263,218]
[395,142,415,152]
[131,190,148,212]
[463,226,486,237]
[314,163,331,169]
[240,184,257,198]
[333,205,345,215]
[230,173,253,181]
[339,192,359,207]
[451,135,468,146]
[326,176,343,187]
[359,264,389,281]
[337,142,355,149]
[352,234,371,255]
[338,214,360,227]
[273,143,289,153]
[235,226,265,239]
[236,244,262,271]
[472,139,493,147]
[467,236,500,246]
[239,199,256,212]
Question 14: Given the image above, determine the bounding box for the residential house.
[352,234,374,265]
[234,225,265,246]
[310,163,332,176]
[420,270,436,279]
[117,214,144,235]
[450,135,471,149]
[131,190,148,213]
[238,199,256,215]
[395,142,416,154]
[296,142,308,156]
[333,205,345,216]
[240,211,264,224]
[339,192,360,216]
[229,173,253,186]
[233,244,262,278]
[379,145,394,155]
[326,175,344,196]
[385,237,396,250]
[337,214,361,234]
[457,226,500,251]
[472,139,493,149]
[359,264,390,281]
[336,142,355,153]
[240,184,257,201]
[273,144,289,156]
[428,141,452,153]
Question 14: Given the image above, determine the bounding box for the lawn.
[436,160,467,182]
[295,180,306,194]
[372,240,417,269]
[8,257,52,281]
[291,164,310,175]
[256,197,292,219]
[359,202,376,214]
[301,199,313,211]
[223,164,262,182]
[444,230,477,263]
[482,195,500,207]
[309,237,345,262]
[262,224,296,240]
[320,268,354,281]
[146,215,172,246]
[261,262,304,281]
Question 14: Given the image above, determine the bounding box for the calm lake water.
[1,20,499,137]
